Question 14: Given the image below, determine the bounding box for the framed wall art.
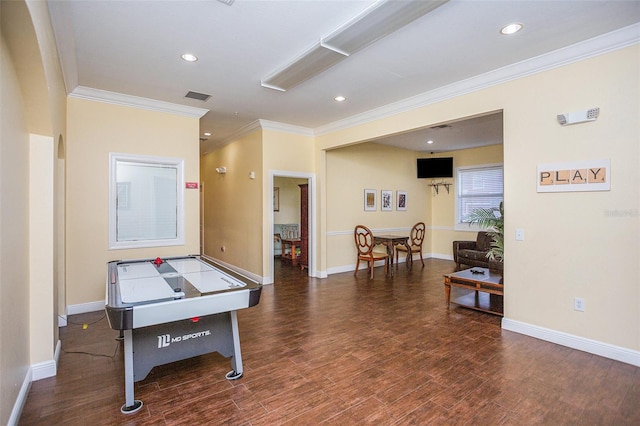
[364,189,376,211]
[381,190,393,211]
[397,191,407,211]
[273,187,280,211]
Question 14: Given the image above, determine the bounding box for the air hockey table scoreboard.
[105,255,261,414]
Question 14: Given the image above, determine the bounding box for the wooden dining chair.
[395,222,426,267]
[354,225,389,279]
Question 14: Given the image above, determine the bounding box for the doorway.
[270,171,314,284]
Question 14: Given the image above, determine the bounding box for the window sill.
[454,223,484,233]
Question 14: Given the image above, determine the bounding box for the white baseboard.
[9,340,62,424]
[8,365,32,426]
[31,359,56,381]
[327,264,357,275]
[32,339,60,381]
[502,318,640,367]
[326,253,435,276]
[428,252,454,261]
[66,300,104,315]
[327,258,389,276]
[201,255,263,283]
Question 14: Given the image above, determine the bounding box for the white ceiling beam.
[261,0,449,92]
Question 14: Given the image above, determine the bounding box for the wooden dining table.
[280,238,301,266]
[373,234,412,276]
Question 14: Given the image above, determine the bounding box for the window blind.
[457,165,503,223]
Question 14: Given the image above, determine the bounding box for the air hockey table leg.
[121,329,143,414]
[225,310,244,380]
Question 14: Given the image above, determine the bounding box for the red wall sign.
[185,182,199,189]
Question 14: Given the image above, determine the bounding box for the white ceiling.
[48,0,640,154]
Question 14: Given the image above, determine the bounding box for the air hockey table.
[105,255,262,414]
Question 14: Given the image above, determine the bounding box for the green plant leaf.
[465,202,504,262]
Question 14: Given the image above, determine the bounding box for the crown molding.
[48,0,78,95]
[217,120,263,148]
[215,119,314,149]
[69,86,209,118]
[315,23,640,136]
[258,119,314,137]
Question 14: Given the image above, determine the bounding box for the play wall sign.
[537,159,610,193]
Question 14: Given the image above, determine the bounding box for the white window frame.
[109,153,185,250]
[454,162,503,232]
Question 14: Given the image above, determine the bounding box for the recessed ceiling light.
[181,53,198,62]
[334,96,346,102]
[500,23,523,35]
[427,140,434,144]
[204,132,211,136]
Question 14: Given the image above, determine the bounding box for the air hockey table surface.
[105,255,262,414]
[106,255,261,329]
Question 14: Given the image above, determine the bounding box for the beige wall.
[66,98,201,305]
[1,0,51,137]
[502,47,638,348]
[428,144,504,257]
[325,142,431,272]
[263,129,316,279]
[323,143,504,270]
[263,129,315,172]
[29,134,55,367]
[201,129,263,278]
[202,126,316,281]
[0,33,32,425]
[274,177,307,225]
[1,0,68,421]
[202,127,316,281]
[318,45,639,352]
[23,0,68,375]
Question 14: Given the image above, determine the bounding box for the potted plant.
[465,202,504,265]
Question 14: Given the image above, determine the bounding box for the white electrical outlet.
[515,228,525,241]
[574,297,585,312]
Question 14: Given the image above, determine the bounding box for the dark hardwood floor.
[20,258,640,425]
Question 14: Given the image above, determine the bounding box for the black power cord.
[62,313,121,359]
[62,342,120,359]
[65,312,106,326]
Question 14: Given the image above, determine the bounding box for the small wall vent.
[185,91,211,102]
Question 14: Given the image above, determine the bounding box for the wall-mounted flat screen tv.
[417,157,453,179]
